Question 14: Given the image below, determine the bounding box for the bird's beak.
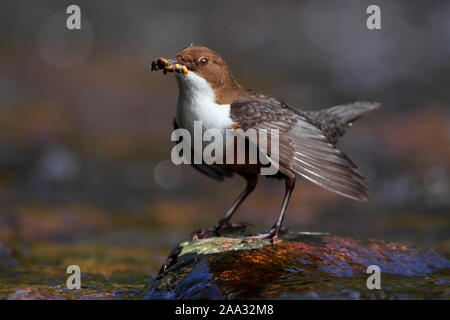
[151,57,188,75]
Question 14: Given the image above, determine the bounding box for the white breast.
[175,72,234,137]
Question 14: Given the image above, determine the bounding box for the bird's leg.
[243,176,295,243]
[192,175,257,240]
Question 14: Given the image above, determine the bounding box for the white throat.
[175,72,233,136]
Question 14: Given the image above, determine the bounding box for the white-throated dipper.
[151,45,380,242]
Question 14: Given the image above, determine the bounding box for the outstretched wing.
[230,97,368,202]
[173,119,233,181]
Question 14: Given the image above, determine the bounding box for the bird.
[151,45,380,242]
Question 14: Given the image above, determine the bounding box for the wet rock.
[147,230,450,299]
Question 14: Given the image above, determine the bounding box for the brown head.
[175,46,244,104]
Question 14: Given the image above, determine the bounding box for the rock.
[147,230,450,299]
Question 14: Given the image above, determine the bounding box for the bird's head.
[152,45,242,104]
[175,46,231,87]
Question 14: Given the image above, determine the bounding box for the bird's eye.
[199,57,208,65]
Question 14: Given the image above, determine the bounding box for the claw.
[241,226,288,244]
[191,222,248,240]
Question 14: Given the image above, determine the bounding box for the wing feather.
[230,97,368,201]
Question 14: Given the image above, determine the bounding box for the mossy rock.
[147,230,450,299]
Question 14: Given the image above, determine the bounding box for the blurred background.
[0,0,448,297]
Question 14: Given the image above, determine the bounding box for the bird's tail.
[307,101,380,144]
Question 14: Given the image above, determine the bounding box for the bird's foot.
[191,220,248,240]
[241,226,288,244]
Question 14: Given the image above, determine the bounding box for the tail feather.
[306,101,380,144]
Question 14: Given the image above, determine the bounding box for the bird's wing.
[230,98,368,201]
[173,118,233,181]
